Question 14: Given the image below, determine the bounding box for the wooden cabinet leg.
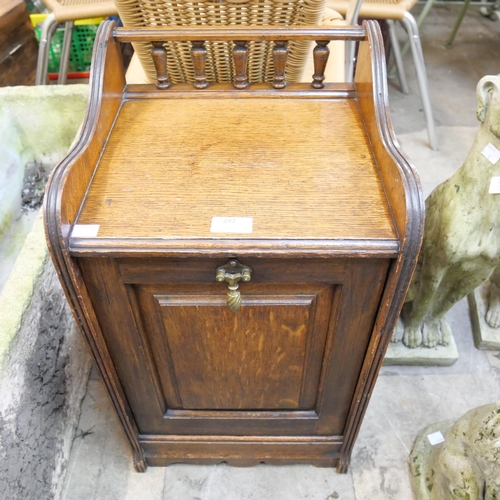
[337,454,351,474]
[133,450,147,472]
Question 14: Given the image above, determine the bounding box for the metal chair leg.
[344,0,364,82]
[446,0,472,46]
[389,0,436,78]
[401,12,439,150]
[35,13,58,85]
[387,20,409,95]
[345,41,356,83]
[415,0,437,29]
[58,21,74,84]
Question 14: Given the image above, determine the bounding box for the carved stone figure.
[410,403,500,500]
[393,75,500,348]
[485,268,500,328]
[468,272,500,350]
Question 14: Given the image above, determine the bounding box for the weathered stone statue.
[410,402,500,500]
[485,267,500,328]
[468,267,500,350]
[392,75,500,348]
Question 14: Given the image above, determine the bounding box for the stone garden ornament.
[410,402,500,500]
[393,75,500,348]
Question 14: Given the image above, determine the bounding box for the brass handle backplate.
[215,259,252,312]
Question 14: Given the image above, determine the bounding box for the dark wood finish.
[124,82,357,100]
[312,41,330,89]
[151,42,170,90]
[117,258,348,284]
[233,40,249,90]
[141,435,342,467]
[336,21,425,473]
[43,23,147,472]
[0,0,38,86]
[148,287,326,410]
[114,25,366,43]
[69,238,399,258]
[44,20,424,474]
[191,41,208,89]
[78,255,388,440]
[272,41,288,89]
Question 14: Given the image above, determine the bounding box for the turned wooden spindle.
[191,41,208,89]
[233,41,249,90]
[312,40,330,89]
[151,42,171,89]
[272,41,288,89]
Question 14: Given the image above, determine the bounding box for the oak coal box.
[44,21,423,472]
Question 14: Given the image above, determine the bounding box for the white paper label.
[427,431,445,446]
[482,143,500,165]
[210,217,253,234]
[489,177,500,194]
[71,224,100,238]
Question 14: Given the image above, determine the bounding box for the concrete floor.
[62,6,500,499]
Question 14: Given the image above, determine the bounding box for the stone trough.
[0,85,92,499]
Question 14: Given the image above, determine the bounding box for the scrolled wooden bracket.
[215,259,252,312]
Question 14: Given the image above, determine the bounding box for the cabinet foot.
[133,450,147,472]
[336,457,350,474]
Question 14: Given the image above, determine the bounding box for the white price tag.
[482,143,500,165]
[427,431,445,446]
[210,217,253,234]
[71,224,100,238]
[489,177,500,194]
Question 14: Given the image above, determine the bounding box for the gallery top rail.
[113,25,367,43]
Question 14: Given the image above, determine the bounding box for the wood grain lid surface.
[76,98,397,241]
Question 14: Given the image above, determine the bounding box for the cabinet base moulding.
[140,435,342,467]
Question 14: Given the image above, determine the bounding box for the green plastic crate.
[31,15,103,74]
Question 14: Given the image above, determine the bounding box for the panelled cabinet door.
[79,257,390,437]
[136,283,334,412]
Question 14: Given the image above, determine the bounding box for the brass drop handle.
[215,259,252,312]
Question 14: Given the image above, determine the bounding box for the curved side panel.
[43,22,146,470]
[356,20,424,242]
[338,20,425,471]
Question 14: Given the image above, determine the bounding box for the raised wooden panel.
[158,293,312,410]
[135,283,334,412]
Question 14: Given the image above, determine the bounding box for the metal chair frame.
[338,0,438,150]
[35,0,117,85]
